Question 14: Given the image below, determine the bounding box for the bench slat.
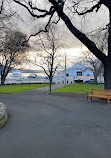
[87,89,111,104]
[88,94,111,99]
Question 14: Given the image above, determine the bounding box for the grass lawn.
[53,83,104,93]
[0,84,49,93]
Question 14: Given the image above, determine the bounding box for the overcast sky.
[2,0,109,69]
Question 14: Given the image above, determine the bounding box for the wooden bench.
[86,89,111,104]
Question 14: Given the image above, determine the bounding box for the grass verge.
[0,84,49,93]
[53,83,104,93]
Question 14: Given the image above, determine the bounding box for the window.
[77,71,82,76]
[87,74,90,76]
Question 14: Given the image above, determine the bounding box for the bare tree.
[30,28,62,93]
[12,0,111,89]
[81,51,104,84]
[0,31,29,85]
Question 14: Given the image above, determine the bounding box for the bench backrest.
[91,89,111,96]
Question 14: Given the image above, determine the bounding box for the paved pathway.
[0,85,111,158]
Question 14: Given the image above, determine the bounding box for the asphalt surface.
[0,85,111,158]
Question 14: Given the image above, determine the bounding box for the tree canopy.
[0,30,29,85]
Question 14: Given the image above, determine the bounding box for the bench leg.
[86,93,88,101]
[91,97,92,101]
[107,98,109,104]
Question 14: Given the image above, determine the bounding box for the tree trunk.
[1,64,11,86]
[1,76,5,86]
[104,9,111,89]
[94,74,98,84]
[104,63,111,89]
[49,77,52,93]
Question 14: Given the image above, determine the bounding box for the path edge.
[0,102,8,128]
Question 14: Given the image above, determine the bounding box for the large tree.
[13,0,111,89]
[0,31,29,85]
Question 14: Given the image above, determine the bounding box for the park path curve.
[0,84,111,158]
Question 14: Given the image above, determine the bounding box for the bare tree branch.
[13,0,55,18]
[73,1,101,15]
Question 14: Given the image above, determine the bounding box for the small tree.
[81,51,104,84]
[31,28,62,93]
[0,31,29,85]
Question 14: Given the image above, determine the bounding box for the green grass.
[0,84,49,93]
[53,83,104,93]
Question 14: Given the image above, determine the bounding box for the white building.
[53,64,104,84]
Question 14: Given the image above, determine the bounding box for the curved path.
[0,84,111,158]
